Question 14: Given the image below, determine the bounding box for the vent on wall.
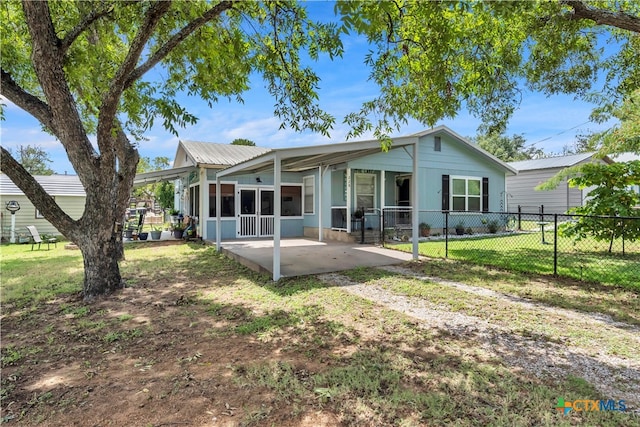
[434,136,441,152]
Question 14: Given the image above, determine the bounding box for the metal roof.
[508,152,601,172]
[179,141,271,167]
[0,174,85,196]
[217,126,517,177]
[216,135,420,178]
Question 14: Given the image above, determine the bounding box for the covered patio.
[220,238,415,278]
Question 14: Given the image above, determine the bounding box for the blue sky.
[0,3,618,175]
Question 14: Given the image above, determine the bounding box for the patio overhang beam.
[133,165,196,187]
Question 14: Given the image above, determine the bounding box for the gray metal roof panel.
[1,174,85,196]
[180,141,271,166]
[508,152,597,171]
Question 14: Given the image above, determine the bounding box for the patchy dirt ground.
[1,272,343,427]
[2,242,638,426]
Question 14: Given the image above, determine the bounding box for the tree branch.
[0,146,77,235]
[22,0,96,179]
[59,4,116,53]
[1,69,56,133]
[96,1,171,168]
[123,1,234,89]
[562,0,640,33]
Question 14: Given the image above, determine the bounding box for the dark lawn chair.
[26,225,57,250]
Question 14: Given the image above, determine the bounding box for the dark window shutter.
[482,177,489,212]
[442,175,450,211]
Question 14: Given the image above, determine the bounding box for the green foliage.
[474,133,543,162]
[7,145,54,175]
[336,1,640,137]
[230,138,256,146]
[154,180,174,212]
[560,161,640,251]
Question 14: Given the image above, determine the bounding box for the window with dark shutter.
[442,174,450,210]
[482,177,489,212]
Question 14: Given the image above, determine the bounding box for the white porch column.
[380,169,386,226]
[346,167,352,233]
[200,167,207,240]
[273,153,282,280]
[318,166,323,242]
[412,141,419,259]
[215,175,221,251]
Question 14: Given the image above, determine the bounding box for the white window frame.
[280,183,304,218]
[303,175,315,215]
[354,173,376,211]
[450,175,482,212]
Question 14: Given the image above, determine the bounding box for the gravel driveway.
[318,266,640,410]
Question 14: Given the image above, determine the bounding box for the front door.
[237,188,275,238]
[238,188,257,237]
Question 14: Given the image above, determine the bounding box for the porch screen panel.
[209,184,235,217]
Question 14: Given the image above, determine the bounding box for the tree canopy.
[473,133,544,162]
[7,144,54,175]
[336,1,640,139]
[230,138,256,146]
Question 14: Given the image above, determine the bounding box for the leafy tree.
[0,1,342,301]
[7,145,54,175]
[559,161,640,253]
[230,138,256,146]
[132,156,170,200]
[473,133,544,162]
[154,181,175,214]
[336,1,640,141]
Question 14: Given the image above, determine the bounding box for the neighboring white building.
[506,153,613,214]
[1,174,85,240]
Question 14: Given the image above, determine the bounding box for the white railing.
[260,216,274,237]
[239,216,257,237]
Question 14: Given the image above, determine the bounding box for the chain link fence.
[382,209,640,289]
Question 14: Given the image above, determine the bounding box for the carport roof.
[216,135,418,177]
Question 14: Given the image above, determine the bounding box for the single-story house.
[506,153,613,214]
[135,126,517,278]
[0,174,85,240]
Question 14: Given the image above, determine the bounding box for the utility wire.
[530,120,592,146]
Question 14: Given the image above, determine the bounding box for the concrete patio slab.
[219,238,414,278]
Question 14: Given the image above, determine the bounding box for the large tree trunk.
[76,232,124,300]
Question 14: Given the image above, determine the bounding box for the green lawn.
[394,232,640,291]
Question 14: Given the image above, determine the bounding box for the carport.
[214,138,422,280]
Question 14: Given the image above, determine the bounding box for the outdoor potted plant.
[169,209,180,225]
[172,222,186,239]
[150,226,162,240]
[138,231,149,241]
[419,222,431,237]
[455,221,465,236]
[487,220,499,234]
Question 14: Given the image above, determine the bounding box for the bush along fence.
[381,209,640,290]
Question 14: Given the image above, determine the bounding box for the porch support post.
[380,170,385,228]
[346,167,352,233]
[215,174,221,251]
[412,141,419,259]
[318,166,323,242]
[273,152,282,280]
[199,167,206,240]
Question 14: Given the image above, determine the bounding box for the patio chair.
[25,225,57,250]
